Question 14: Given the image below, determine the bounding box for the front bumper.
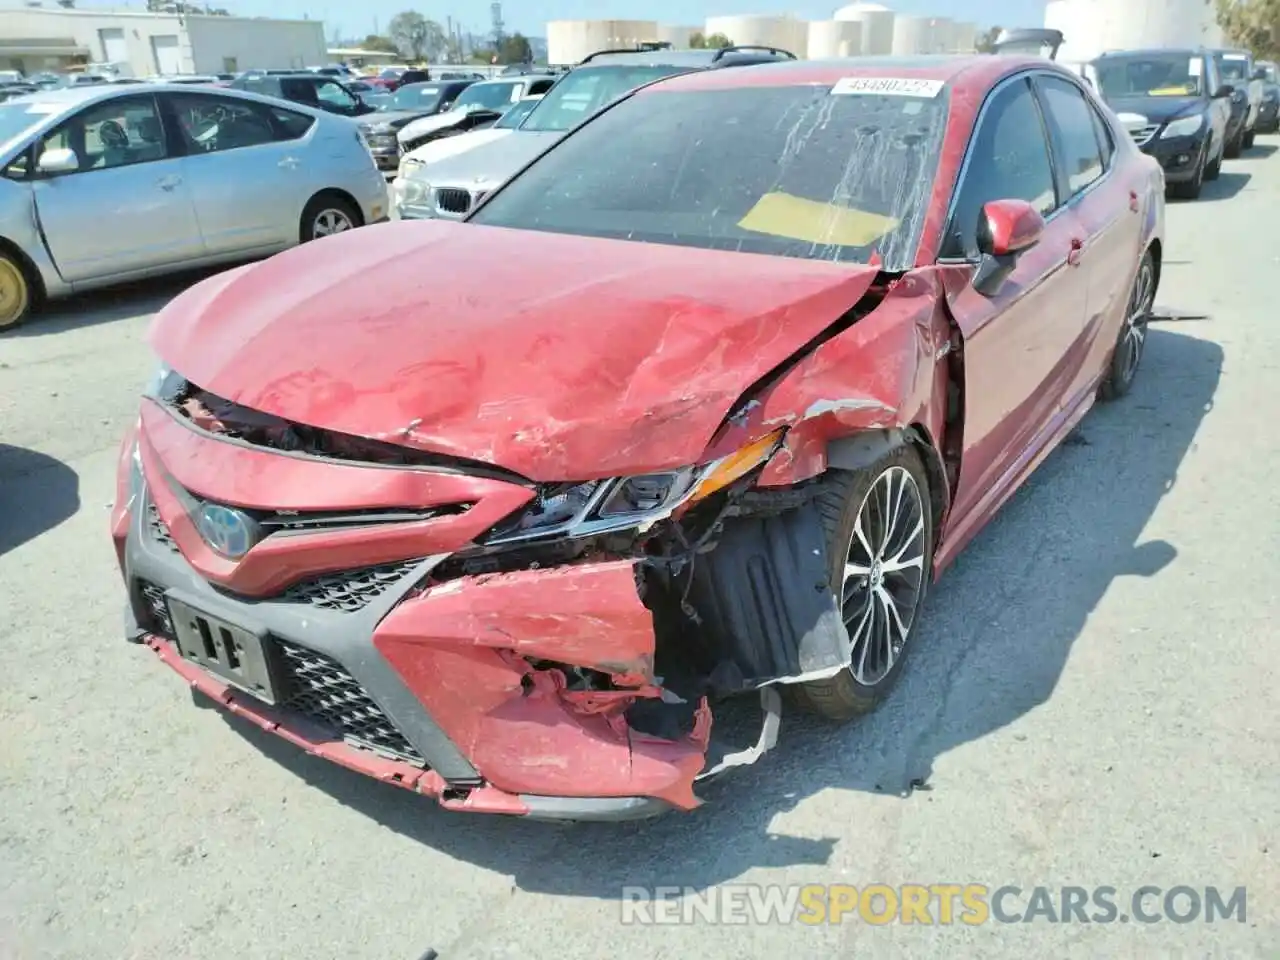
[1141,131,1209,183]
[112,406,710,820]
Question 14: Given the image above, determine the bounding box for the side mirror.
[1214,84,1234,99]
[37,147,79,175]
[972,198,1044,296]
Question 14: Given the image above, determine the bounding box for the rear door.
[1033,73,1143,408]
[161,91,311,253]
[31,93,203,281]
[939,74,1090,532]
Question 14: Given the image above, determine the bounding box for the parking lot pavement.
[3,143,1279,960]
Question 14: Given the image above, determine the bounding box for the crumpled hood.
[151,220,883,481]
[410,130,560,187]
[401,127,511,166]
[398,107,491,143]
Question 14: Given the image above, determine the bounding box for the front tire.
[1099,249,1155,401]
[1167,143,1206,200]
[1225,126,1244,158]
[1205,140,1222,180]
[0,251,33,334]
[1243,128,1256,150]
[796,444,934,721]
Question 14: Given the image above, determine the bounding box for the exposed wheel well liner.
[826,426,948,547]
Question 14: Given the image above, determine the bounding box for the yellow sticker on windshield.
[737,192,899,247]
[1149,85,1195,95]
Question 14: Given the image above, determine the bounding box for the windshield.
[495,98,540,129]
[0,100,56,147]
[452,80,521,111]
[472,83,948,270]
[1262,62,1280,83]
[522,65,685,132]
[1216,55,1250,82]
[390,83,445,111]
[1095,54,1203,97]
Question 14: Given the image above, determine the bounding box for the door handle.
[156,175,181,191]
[1067,238,1084,267]
[1128,190,1140,212]
[278,156,300,170]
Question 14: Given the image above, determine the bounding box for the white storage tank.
[832,2,895,55]
[546,19,660,65]
[891,15,948,55]
[807,19,863,58]
[656,24,697,48]
[1045,0,1225,63]
[949,20,977,52]
[705,15,809,57]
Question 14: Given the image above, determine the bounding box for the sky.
[65,0,1049,41]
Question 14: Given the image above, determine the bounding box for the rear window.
[472,82,949,270]
[522,65,685,132]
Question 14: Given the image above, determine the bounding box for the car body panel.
[116,55,1164,817]
[0,84,387,302]
[395,131,560,218]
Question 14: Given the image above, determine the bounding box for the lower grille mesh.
[276,641,426,765]
[280,561,419,612]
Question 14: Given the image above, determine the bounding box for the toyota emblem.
[196,503,257,559]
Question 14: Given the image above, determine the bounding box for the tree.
[499,32,533,64]
[362,34,399,54]
[975,25,1002,53]
[703,32,733,49]
[1215,0,1280,59]
[388,10,446,62]
[689,31,706,48]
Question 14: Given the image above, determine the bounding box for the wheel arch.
[1147,236,1162,299]
[301,188,365,233]
[826,425,949,550]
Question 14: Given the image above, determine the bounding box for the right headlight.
[485,430,785,545]
[1160,113,1204,138]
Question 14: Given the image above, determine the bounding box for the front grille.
[146,500,178,553]
[280,560,420,612]
[138,579,174,636]
[277,641,426,764]
[433,187,472,215]
[1130,124,1160,146]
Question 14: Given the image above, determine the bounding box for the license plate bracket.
[166,595,280,705]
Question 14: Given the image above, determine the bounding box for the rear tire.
[0,251,33,334]
[1243,128,1256,150]
[795,444,934,721]
[1205,142,1222,180]
[1099,249,1155,402]
[1225,126,1243,158]
[300,194,362,243]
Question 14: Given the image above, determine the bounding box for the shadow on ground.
[1242,142,1277,159]
[0,445,80,556]
[1196,170,1251,202]
[209,325,1222,896]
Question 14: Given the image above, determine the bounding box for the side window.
[1038,76,1104,196]
[280,78,319,105]
[314,80,357,112]
[168,93,276,153]
[269,106,315,139]
[36,96,168,175]
[528,78,555,96]
[1089,103,1115,168]
[942,78,1057,259]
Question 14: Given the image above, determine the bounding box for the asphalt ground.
[1,139,1277,959]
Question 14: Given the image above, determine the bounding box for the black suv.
[1091,48,1233,199]
[229,72,375,117]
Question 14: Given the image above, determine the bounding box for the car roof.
[578,48,790,67]
[1095,48,1203,58]
[646,54,1045,94]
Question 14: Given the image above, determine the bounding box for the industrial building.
[0,7,327,78]
[545,5,978,65]
[1045,0,1225,62]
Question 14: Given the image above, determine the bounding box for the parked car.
[1212,49,1263,152]
[396,74,557,154]
[0,83,388,331]
[1091,48,1230,199]
[147,74,220,85]
[392,95,543,208]
[365,67,428,92]
[113,54,1162,820]
[394,45,798,221]
[1255,60,1279,132]
[358,79,479,172]
[229,72,376,117]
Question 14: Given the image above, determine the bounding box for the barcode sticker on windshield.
[831,77,945,98]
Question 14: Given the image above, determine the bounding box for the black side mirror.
[1214,84,1234,99]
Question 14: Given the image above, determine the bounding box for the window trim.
[159,90,287,156]
[1031,72,1110,207]
[937,71,1062,263]
[30,92,171,179]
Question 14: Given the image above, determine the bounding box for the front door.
[939,75,1091,539]
[31,94,203,283]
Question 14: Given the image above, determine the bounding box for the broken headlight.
[486,430,784,545]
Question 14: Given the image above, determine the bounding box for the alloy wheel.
[312,209,354,237]
[840,465,928,687]
[0,258,29,330]
[1120,256,1154,384]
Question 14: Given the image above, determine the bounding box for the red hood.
[152,220,881,481]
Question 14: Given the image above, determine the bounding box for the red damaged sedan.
[112,55,1163,820]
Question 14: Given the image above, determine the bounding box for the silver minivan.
[0,83,389,331]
